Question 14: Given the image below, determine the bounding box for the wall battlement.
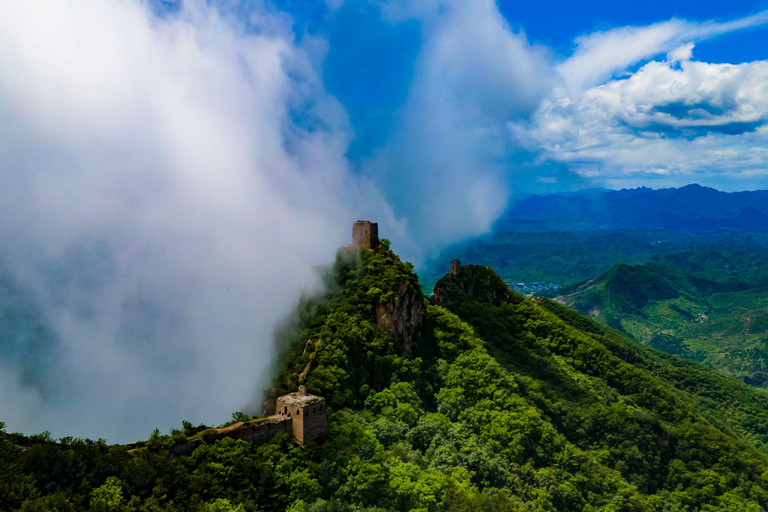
[170,388,326,455]
[275,388,327,445]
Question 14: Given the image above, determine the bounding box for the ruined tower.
[450,259,461,276]
[275,387,327,445]
[352,220,379,250]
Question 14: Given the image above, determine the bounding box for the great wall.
[172,220,384,455]
[171,386,326,455]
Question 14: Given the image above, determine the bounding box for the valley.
[421,186,768,391]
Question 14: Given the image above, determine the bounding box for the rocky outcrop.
[375,279,425,352]
[433,264,510,307]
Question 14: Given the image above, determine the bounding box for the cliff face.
[433,264,511,308]
[374,278,425,352]
[270,245,429,407]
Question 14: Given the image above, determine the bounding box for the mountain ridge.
[494,184,768,233]
[551,259,768,388]
[2,244,768,510]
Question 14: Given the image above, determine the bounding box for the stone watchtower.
[352,220,379,250]
[450,259,461,276]
[275,386,327,445]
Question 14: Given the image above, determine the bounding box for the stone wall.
[292,400,327,444]
[275,394,327,445]
[170,417,292,456]
[221,417,293,444]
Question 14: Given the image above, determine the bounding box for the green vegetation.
[552,255,768,388]
[419,229,768,293]
[3,247,768,510]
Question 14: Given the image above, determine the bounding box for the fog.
[0,0,396,442]
[1,0,766,443]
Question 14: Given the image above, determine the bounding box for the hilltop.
[2,241,768,511]
[552,257,768,388]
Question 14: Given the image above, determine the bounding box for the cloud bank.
[364,0,551,255]
[516,9,768,189]
[1,0,767,442]
[520,56,768,184]
[0,0,393,442]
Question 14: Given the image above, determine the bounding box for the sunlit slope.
[554,259,768,387]
[536,297,768,452]
[419,228,768,294]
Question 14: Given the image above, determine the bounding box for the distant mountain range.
[417,184,768,395]
[495,184,768,233]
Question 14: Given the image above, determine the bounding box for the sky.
[0,0,766,442]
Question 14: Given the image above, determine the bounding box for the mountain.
[552,259,768,388]
[3,242,768,511]
[419,229,768,294]
[493,184,768,233]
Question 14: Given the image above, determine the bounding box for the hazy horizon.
[1,0,767,443]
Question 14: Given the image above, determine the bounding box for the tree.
[90,477,125,512]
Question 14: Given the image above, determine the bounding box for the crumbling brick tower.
[275,386,327,445]
[450,260,461,275]
[352,220,379,250]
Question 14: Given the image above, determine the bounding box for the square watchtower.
[275,386,327,444]
[352,220,379,250]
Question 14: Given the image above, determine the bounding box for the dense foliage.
[2,247,768,511]
[419,228,768,293]
[553,256,768,388]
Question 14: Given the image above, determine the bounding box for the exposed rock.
[375,279,425,352]
[298,339,319,383]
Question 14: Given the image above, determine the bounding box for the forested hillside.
[553,258,768,388]
[2,244,768,511]
[420,229,768,293]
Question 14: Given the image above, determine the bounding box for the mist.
[1,0,766,443]
[0,0,396,443]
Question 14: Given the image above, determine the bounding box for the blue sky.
[258,0,768,198]
[1,0,767,440]
[4,0,768,251]
[499,0,768,60]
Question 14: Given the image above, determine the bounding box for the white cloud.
[514,10,768,189]
[516,56,768,185]
[0,0,396,442]
[558,10,768,93]
[364,0,552,257]
[667,42,694,62]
